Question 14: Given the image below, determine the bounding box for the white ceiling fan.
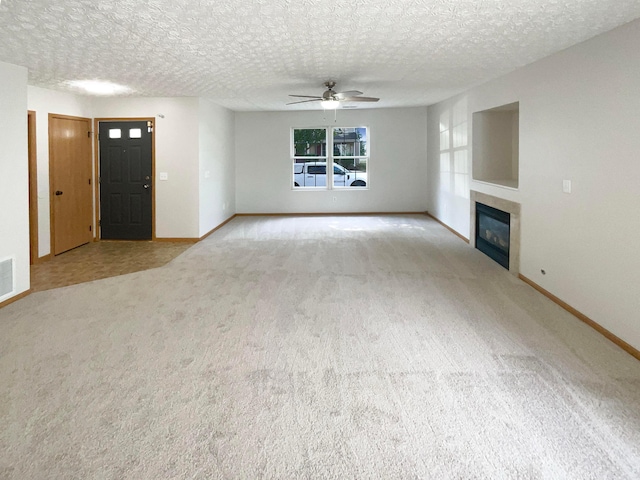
[287,81,379,108]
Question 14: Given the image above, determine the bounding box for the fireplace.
[475,202,510,269]
[470,191,520,274]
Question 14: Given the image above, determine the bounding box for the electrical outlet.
[562,179,571,193]
[159,172,168,181]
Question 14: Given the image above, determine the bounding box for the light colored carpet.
[1,214,639,479]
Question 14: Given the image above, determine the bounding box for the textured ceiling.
[0,0,639,111]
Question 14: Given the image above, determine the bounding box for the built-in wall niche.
[472,102,519,189]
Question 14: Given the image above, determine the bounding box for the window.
[332,127,368,188]
[293,128,327,188]
[292,126,369,189]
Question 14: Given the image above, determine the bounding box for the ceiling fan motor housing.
[323,81,337,100]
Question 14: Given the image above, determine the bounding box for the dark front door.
[99,121,152,240]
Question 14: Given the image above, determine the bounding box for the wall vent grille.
[0,257,14,298]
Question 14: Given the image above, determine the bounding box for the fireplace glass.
[475,202,510,269]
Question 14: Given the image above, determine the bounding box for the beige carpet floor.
[1,214,639,479]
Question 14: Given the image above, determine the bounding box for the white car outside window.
[294,162,367,188]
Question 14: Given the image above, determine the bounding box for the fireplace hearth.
[475,202,510,269]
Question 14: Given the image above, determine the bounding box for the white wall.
[427,19,640,350]
[427,97,473,237]
[235,108,428,213]
[27,93,235,242]
[91,97,201,238]
[198,98,236,237]
[0,62,29,299]
[27,86,93,257]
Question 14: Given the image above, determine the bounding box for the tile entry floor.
[30,240,193,292]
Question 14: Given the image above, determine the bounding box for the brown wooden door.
[49,114,93,255]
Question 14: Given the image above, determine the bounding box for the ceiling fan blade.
[335,90,362,99]
[287,83,380,105]
[286,98,322,105]
[341,96,379,102]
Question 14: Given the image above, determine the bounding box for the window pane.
[293,160,327,188]
[294,129,326,156]
[333,127,367,157]
[334,157,367,188]
[108,129,121,139]
[129,128,142,138]
[293,160,303,188]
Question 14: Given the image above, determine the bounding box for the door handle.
[143,184,150,189]
[55,190,63,196]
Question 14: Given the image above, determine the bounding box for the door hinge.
[99,219,101,226]
[88,131,91,138]
[89,225,92,232]
[88,178,91,185]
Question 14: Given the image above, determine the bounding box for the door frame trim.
[28,110,39,264]
[48,113,93,256]
[94,118,156,241]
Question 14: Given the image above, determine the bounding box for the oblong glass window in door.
[108,129,121,139]
[129,128,142,139]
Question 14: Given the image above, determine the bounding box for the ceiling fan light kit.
[321,99,340,109]
[288,81,379,107]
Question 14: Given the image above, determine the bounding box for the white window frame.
[292,127,328,190]
[291,126,369,190]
